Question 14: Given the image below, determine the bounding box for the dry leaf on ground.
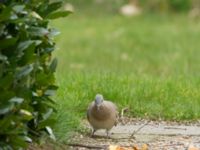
[188,145,200,150]
[109,144,148,150]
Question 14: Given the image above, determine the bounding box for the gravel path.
[68,118,200,150]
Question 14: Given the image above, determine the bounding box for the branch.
[120,107,129,124]
[67,143,108,149]
[164,127,187,130]
[120,107,129,117]
[130,120,151,138]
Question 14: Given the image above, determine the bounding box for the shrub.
[140,0,192,13]
[169,0,191,12]
[0,0,70,149]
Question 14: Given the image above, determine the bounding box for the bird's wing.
[104,101,118,112]
[87,109,90,120]
[104,100,118,125]
[87,102,94,120]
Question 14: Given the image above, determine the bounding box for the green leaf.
[46,2,62,14]
[0,97,23,115]
[41,101,56,112]
[12,5,25,13]
[10,13,18,20]
[38,118,56,129]
[16,64,33,79]
[19,109,33,121]
[0,6,12,22]
[17,40,34,52]
[0,37,18,49]
[0,117,11,132]
[35,73,55,86]
[46,10,72,19]
[9,97,24,104]
[0,54,7,61]
[30,11,43,20]
[0,103,14,115]
[45,126,56,140]
[0,73,13,89]
[0,53,8,64]
[42,108,53,120]
[44,47,55,53]
[15,87,32,101]
[10,136,28,148]
[28,27,49,37]
[0,90,15,102]
[23,136,32,143]
[48,28,60,37]
[41,96,56,105]
[49,58,57,73]
[48,85,58,90]
[18,43,36,65]
[0,24,5,36]
[44,89,56,96]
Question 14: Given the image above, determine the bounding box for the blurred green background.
[64,0,197,15]
[51,0,200,141]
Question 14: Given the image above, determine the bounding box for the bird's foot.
[106,130,111,139]
[90,129,96,138]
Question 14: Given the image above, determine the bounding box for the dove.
[87,94,118,138]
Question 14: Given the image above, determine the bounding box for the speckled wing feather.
[104,100,118,126]
[87,101,94,121]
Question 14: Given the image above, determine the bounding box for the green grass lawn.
[51,14,200,141]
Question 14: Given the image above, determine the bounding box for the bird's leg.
[90,128,96,137]
[106,129,110,139]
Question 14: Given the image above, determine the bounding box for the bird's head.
[95,94,104,110]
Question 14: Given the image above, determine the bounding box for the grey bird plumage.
[87,94,118,137]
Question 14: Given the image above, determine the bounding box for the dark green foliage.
[0,0,70,149]
[140,0,192,13]
[169,0,191,12]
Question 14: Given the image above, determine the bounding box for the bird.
[87,94,118,138]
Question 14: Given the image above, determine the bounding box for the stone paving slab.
[92,122,200,138]
[109,124,200,136]
[70,120,200,150]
